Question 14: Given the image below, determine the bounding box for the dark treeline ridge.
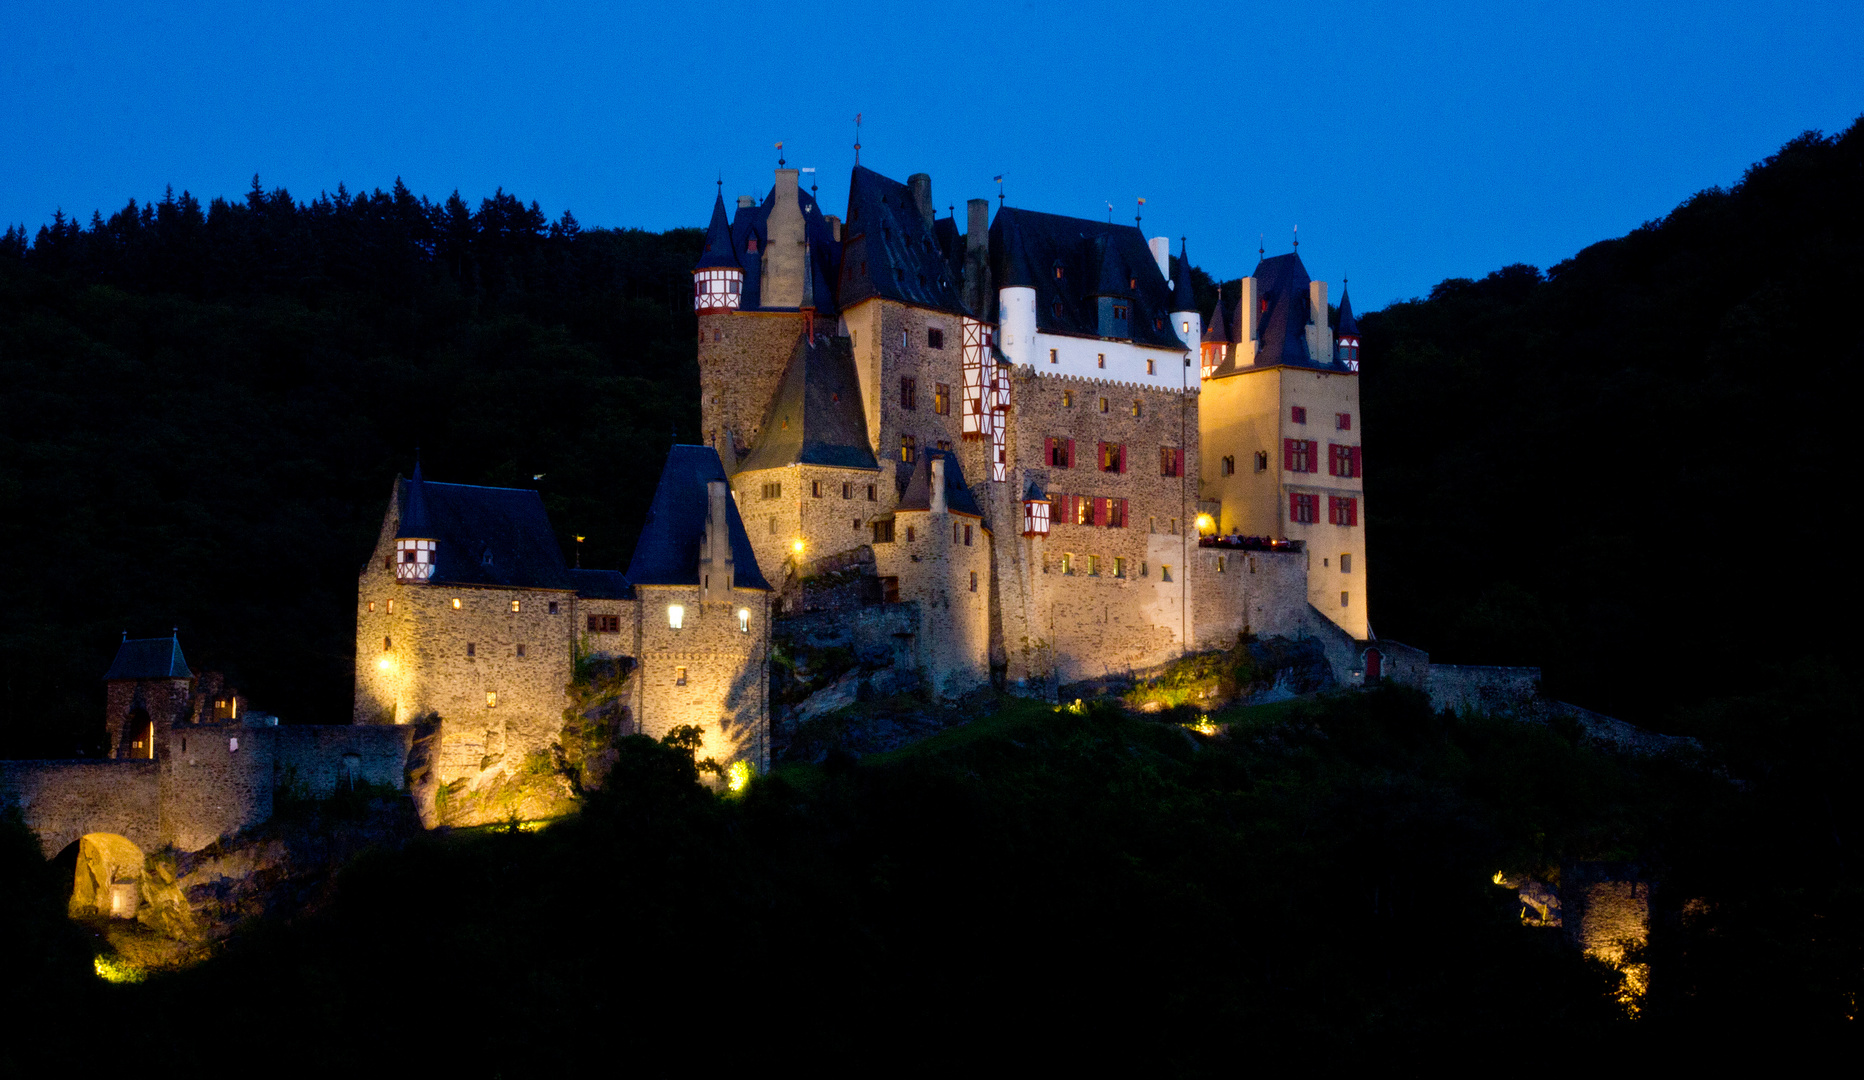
[4,689,1856,1068]
[1356,121,1862,721]
[0,178,703,754]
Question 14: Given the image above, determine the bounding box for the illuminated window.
[667,604,685,629]
[1132,400,1142,418]
[486,691,498,708]
[1098,442,1126,473]
[1061,390,1073,407]
[1216,555,1225,573]
[1114,557,1126,578]
[1099,397,1109,413]
[934,383,950,415]
[1146,358,1155,375]
[1049,349,1058,364]
[1060,553,1074,575]
[675,666,688,686]
[451,598,461,610]
[510,600,521,612]
[387,599,394,613]
[901,434,916,463]
[737,608,751,633]
[1255,450,1269,472]
[383,636,391,652]
[1097,353,1106,368]
[367,601,375,612]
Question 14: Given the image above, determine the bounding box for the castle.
[5,156,1388,860]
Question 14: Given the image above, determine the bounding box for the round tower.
[693,189,743,313]
[1170,236,1202,355]
[395,461,437,583]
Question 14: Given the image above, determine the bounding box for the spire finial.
[853,113,862,166]
[995,174,1004,208]
[1259,233,1265,259]
[1292,224,1298,251]
[171,626,178,638]
[1105,201,1113,223]
[1135,196,1145,227]
[776,141,784,168]
[122,630,128,642]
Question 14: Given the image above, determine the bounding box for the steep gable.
[627,445,772,591]
[736,334,879,474]
[837,166,969,314]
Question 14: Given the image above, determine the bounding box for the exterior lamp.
[737,607,751,633]
[667,604,685,630]
[377,658,392,671]
[791,537,806,555]
[1194,513,1215,535]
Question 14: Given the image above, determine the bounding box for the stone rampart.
[160,721,279,853]
[1425,664,1541,715]
[272,724,415,797]
[1191,545,1308,649]
[0,759,161,857]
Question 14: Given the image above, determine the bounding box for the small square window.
[451,598,461,610]
[675,666,688,686]
[367,601,376,612]
[486,691,498,707]
[1337,413,1352,430]
[517,644,527,658]
[547,601,558,615]
[1255,450,1269,472]
[927,327,944,349]
[1291,406,1307,424]
[510,600,521,612]
[1049,349,1058,364]
[1132,400,1142,418]
[467,642,476,656]
[1062,391,1073,407]
[1099,397,1110,413]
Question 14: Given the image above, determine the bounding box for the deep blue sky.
[4,1,1858,310]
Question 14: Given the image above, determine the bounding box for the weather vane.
[1293,224,1299,251]
[994,174,1004,207]
[854,114,862,165]
[1136,196,1145,227]
[776,141,784,167]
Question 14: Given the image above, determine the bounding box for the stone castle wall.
[733,462,885,595]
[1191,545,1309,649]
[632,583,771,770]
[0,759,161,856]
[1425,664,1541,716]
[159,721,278,852]
[699,311,809,456]
[874,507,991,699]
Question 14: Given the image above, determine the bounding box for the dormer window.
[1053,263,1065,280]
[747,237,758,253]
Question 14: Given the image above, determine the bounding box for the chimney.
[1149,237,1170,282]
[930,456,948,515]
[961,198,991,314]
[699,479,734,604]
[908,173,934,230]
[737,195,754,209]
[762,169,805,308]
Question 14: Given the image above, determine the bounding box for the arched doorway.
[1363,649,1383,685]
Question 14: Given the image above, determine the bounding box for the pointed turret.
[395,460,438,582]
[1091,239,1132,338]
[694,189,745,313]
[1335,283,1360,370]
[1170,236,1201,353]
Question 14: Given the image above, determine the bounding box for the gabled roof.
[837,166,970,315]
[987,207,1185,349]
[1336,286,1358,336]
[725,183,842,312]
[694,191,741,272]
[394,478,574,590]
[569,568,632,600]
[104,634,192,681]
[736,333,879,474]
[894,449,984,518]
[626,446,772,591]
[1172,237,1196,313]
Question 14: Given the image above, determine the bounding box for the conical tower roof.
[1172,237,1196,312]
[694,191,741,271]
[396,459,435,539]
[1336,285,1358,335]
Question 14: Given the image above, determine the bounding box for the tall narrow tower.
[693,191,744,314]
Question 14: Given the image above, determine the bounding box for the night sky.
[3,0,1858,309]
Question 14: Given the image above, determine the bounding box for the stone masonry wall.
[271,724,415,799]
[1191,546,1309,649]
[632,583,771,770]
[699,311,808,458]
[159,720,278,853]
[733,462,885,595]
[873,507,991,698]
[0,760,161,857]
[1425,664,1541,716]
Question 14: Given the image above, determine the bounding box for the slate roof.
[894,449,985,519]
[568,568,632,600]
[396,461,435,539]
[695,192,741,272]
[626,446,772,591]
[722,182,842,312]
[394,478,575,590]
[837,166,970,315]
[987,208,1186,350]
[1172,237,1196,313]
[104,634,193,681]
[1202,284,1228,344]
[1336,285,1358,336]
[1203,251,1351,378]
[736,333,879,474]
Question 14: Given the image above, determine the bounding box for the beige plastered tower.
[1199,257,1368,639]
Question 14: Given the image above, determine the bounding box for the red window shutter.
[1097,441,1107,470]
[1289,492,1299,521]
[1349,498,1358,526]
[1045,437,1054,464]
[1308,441,1319,473]
[1093,498,1105,527]
[1118,498,1128,527]
[1283,439,1294,471]
[1118,443,1127,473]
[1066,439,1076,468]
[1351,446,1362,477]
[1174,448,1184,476]
[1327,443,1337,476]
